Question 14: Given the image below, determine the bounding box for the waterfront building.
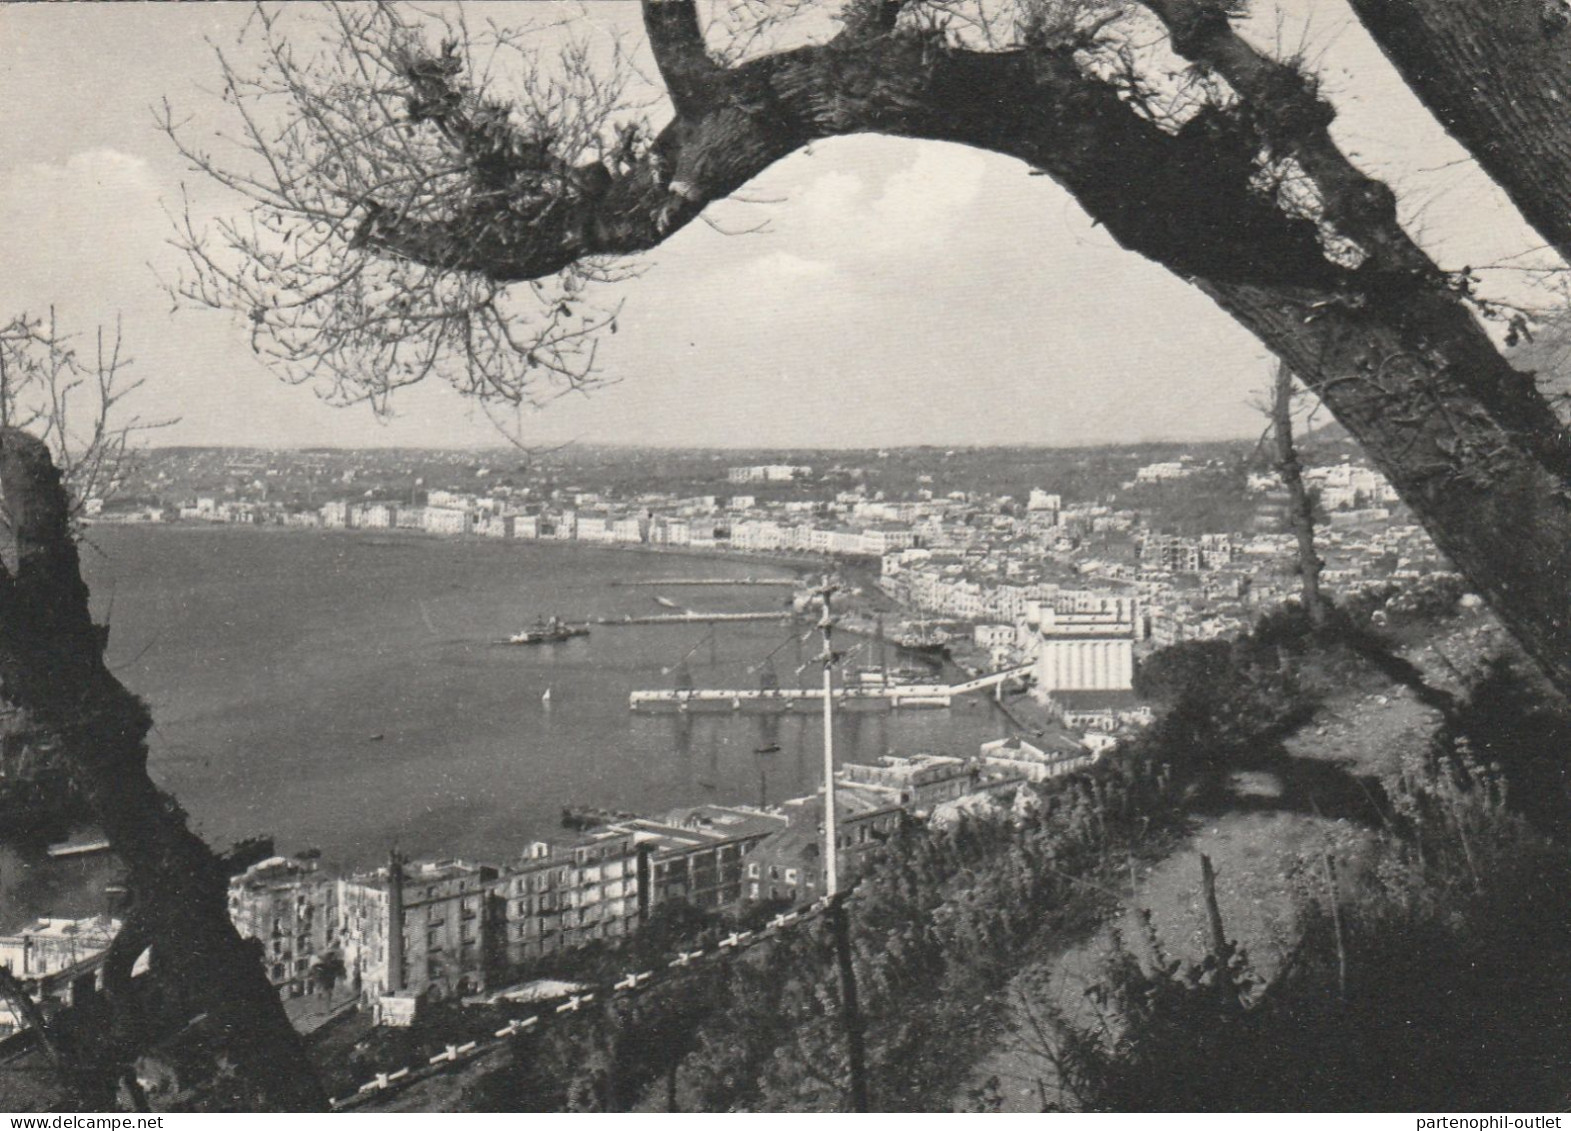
[1045,689,1154,732]
[747,784,908,905]
[0,916,120,980]
[980,735,1099,782]
[422,506,474,537]
[227,857,337,998]
[355,502,398,529]
[654,516,691,546]
[611,515,648,544]
[732,519,785,551]
[339,857,500,1010]
[837,754,980,817]
[320,499,351,528]
[472,510,515,538]
[576,512,613,543]
[1031,602,1137,694]
[614,805,787,914]
[0,916,120,1038]
[498,830,641,965]
[858,524,916,556]
[511,514,541,539]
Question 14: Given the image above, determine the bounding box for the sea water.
[3,524,1016,925]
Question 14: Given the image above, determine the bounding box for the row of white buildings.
[310,497,922,559]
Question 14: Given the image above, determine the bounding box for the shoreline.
[86,520,916,614]
[87,518,846,578]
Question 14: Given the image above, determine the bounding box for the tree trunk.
[1348,0,1571,269]
[1269,361,1327,627]
[0,429,326,1111]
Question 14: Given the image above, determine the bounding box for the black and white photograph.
[1,0,1570,1117]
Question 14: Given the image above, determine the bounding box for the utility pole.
[814,576,869,1112]
[817,577,840,899]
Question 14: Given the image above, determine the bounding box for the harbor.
[609,577,797,587]
[629,664,1034,712]
[595,610,796,625]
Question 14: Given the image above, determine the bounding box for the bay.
[63,525,1013,879]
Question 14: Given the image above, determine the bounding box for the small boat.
[653,595,682,610]
[367,733,385,742]
[850,665,933,688]
[754,743,782,755]
[507,617,590,645]
[560,805,638,831]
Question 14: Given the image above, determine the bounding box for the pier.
[611,577,797,587]
[597,611,796,626]
[629,664,1034,711]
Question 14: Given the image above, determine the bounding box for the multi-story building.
[356,502,399,529]
[746,784,907,906]
[576,512,613,543]
[980,735,1100,782]
[837,754,979,816]
[422,506,474,537]
[1032,603,1137,694]
[859,524,916,556]
[611,515,648,544]
[1046,689,1155,733]
[616,805,787,914]
[0,916,120,1038]
[228,856,337,998]
[728,465,811,483]
[0,916,120,980]
[498,830,641,966]
[339,857,500,1008]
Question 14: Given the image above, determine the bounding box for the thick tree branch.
[1348,0,1571,270]
[1139,0,1571,485]
[333,12,1571,698]
[642,0,726,115]
[361,32,1338,287]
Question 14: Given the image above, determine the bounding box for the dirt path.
[962,614,1503,1112]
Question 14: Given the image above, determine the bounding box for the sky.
[0,1,1551,450]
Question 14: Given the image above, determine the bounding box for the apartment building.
[498,830,641,966]
[228,856,337,998]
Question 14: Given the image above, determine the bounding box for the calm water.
[49,526,1015,877]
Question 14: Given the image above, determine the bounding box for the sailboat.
[541,686,553,705]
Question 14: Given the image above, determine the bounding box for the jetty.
[598,611,795,626]
[611,577,796,587]
[629,664,1034,711]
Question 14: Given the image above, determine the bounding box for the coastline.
[89,518,841,578]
